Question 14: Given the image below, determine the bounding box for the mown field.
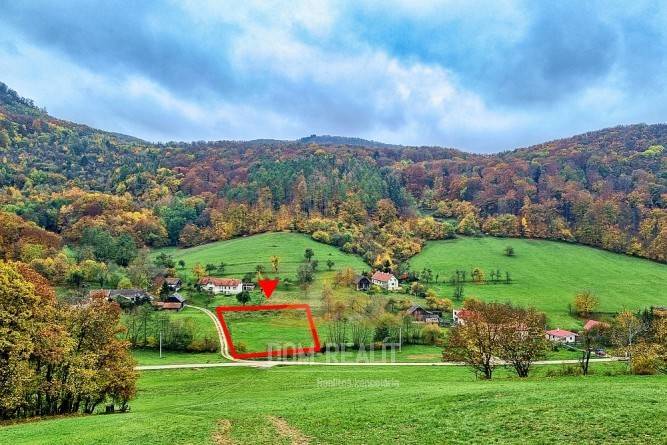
[152,232,367,278]
[2,365,666,444]
[410,237,667,328]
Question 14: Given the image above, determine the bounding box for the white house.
[371,271,399,291]
[199,277,243,295]
[452,309,475,326]
[545,328,577,344]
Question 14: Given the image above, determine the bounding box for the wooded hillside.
[1,81,665,266]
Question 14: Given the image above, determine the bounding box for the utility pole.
[159,316,166,359]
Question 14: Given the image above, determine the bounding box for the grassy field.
[153,232,367,278]
[224,310,318,352]
[146,232,375,356]
[132,349,227,365]
[2,365,666,444]
[410,237,667,328]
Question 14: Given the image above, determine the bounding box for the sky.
[1,0,667,152]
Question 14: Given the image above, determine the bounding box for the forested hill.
[0,81,665,271]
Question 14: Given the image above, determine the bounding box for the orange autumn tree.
[0,261,137,420]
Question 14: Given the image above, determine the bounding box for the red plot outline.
[215,304,321,359]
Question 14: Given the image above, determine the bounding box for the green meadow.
[141,233,667,359]
[2,365,666,444]
[153,232,367,278]
[223,310,317,352]
[410,237,667,328]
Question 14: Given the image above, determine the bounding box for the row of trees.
[124,306,218,352]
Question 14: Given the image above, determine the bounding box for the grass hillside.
[153,232,367,278]
[145,233,370,354]
[1,365,666,444]
[410,237,667,328]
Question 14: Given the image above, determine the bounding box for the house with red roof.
[371,271,399,291]
[545,328,577,343]
[452,309,476,326]
[199,277,243,295]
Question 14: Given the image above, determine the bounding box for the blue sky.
[1,1,667,152]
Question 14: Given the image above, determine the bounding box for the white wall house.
[452,309,475,326]
[371,271,399,291]
[545,329,577,344]
[199,277,243,295]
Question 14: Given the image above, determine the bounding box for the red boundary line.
[215,304,321,359]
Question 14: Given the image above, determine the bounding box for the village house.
[406,305,441,324]
[371,271,399,291]
[545,328,577,344]
[164,277,182,291]
[91,289,153,306]
[354,275,371,291]
[452,308,475,326]
[199,277,243,295]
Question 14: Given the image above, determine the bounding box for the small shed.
[406,305,441,323]
[163,293,186,310]
[354,275,371,291]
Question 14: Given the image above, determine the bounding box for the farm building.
[354,275,371,291]
[164,277,182,291]
[406,305,441,323]
[199,277,243,295]
[545,328,577,343]
[155,295,185,311]
[371,271,399,291]
[165,293,186,306]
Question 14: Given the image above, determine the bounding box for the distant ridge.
[297,134,401,149]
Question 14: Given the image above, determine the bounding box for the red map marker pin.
[258,278,279,299]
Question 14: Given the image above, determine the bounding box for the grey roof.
[354,275,371,284]
[167,293,186,303]
[406,305,439,317]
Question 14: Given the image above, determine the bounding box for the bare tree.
[611,311,646,361]
[579,324,608,375]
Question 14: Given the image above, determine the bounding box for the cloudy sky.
[1,1,667,152]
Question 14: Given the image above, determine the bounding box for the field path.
[267,416,311,444]
[185,304,235,361]
[136,357,626,370]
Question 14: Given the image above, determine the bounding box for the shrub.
[312,230,331,244]
[630,343,662,375]
[421,324,443,345]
